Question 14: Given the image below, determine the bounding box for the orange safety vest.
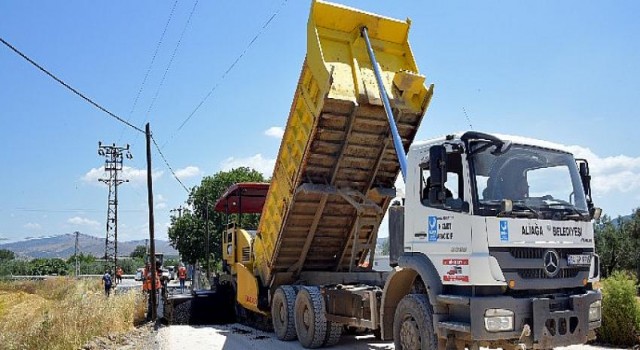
[178,266,187,279]
[142,267,162,291]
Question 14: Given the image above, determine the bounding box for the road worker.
[178,263,187,294]
[143,262,162,321]
[143,263,161,292]
[102,270,113,297]
[115,266,123,284]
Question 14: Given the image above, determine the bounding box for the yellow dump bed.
[254,0,433,285]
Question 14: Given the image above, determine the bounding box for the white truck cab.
[387,131,602,349]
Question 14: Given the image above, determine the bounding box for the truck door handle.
[414,233,427,238]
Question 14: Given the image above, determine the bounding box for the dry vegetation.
[0,278,146,350]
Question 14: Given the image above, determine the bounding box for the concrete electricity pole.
[74,231,80,276]
[97,142,132,273]
[170,206,184,219]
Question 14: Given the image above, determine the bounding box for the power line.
[150,135,190,193]
[0,37,145,135]
[118,0,180,142]
[143,0,199,123]
[161,0,289,149]
[10,207,149,213]
[462,107,474,129]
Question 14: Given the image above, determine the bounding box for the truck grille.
[242,247,251,263]
[505,247,592,260]
[516,267,582,279]
[489,247,592,289]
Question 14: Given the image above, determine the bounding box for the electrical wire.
[118,0,180,142]
[160,0,289,149]
[143,0,199,122]
[0,37,145,134]
[150,135,190,193]
[9,207,151,213]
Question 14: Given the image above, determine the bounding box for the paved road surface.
[155,323,620,350]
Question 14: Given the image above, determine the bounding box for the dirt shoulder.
[82,322,158,350]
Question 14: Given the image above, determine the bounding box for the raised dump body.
[253,0,434,286]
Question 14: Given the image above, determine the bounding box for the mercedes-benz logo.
[543,250,560,277]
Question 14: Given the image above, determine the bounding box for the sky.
[1,1,639,244]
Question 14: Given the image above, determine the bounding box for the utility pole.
[74,231,80,276]
[205,200,210,280]
[170,206,184,219]
[145,123,158,321]
[97,142,132,273]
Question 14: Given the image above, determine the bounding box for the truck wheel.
[272,285,297,341]
[294,286,327,348]
[393,294,439,350]
[324,321,342,346]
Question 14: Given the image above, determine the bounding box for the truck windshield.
[470,142,589,220]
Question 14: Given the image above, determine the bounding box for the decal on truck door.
[428,216,438,241]
[500,220,509,242]
[442,258,469,282]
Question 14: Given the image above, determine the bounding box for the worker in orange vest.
[115,266,124,284]
[143,262,162,321]
[142,263,161,292]
[177,263,187,294]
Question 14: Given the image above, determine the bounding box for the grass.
[0,278,146,350]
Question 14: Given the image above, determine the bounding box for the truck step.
[436,294,470,306]
[438,321,471,333]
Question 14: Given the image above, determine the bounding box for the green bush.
[596,271,640,346]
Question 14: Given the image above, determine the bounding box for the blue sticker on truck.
[428,216,438,241]
[500,220,509,242]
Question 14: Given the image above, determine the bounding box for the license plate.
[567,254,591,266]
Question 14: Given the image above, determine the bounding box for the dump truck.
[212,1,602,349]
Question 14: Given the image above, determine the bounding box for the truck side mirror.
[576,159,600,219]
[429,145,447,206]
[577,160,591,197]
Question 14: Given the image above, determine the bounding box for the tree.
[28,258,70,276]
[595,210,640,279]
[0,248,15,261]
[168,212,206,265]
[66,252,96,265]
[381,238,390,255]
[168,167,267,267]
[130,245,147,259]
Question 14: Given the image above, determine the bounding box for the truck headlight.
[484,308,514,332]
[589,300,601,322]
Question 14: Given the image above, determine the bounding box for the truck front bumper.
[439,290,601,349]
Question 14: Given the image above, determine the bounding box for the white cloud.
[564,145,640,196]
[155,194,168,209]
[174,166,201,179]
[220,154,276,177]
[67,216,100,228]
[491,137,640,215]
[24,222,41,230]
[81,166,163,185]
[264,126,284,138]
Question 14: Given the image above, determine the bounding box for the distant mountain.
[611,214,633,226]
[0,233,177,259]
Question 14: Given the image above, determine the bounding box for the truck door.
[407,146,474,284]
[223,225,236,265]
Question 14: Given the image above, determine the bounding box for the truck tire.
[324,321,342,347]
[272,285,297,341]
[393,294,439,350]
[294,286,327,348]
